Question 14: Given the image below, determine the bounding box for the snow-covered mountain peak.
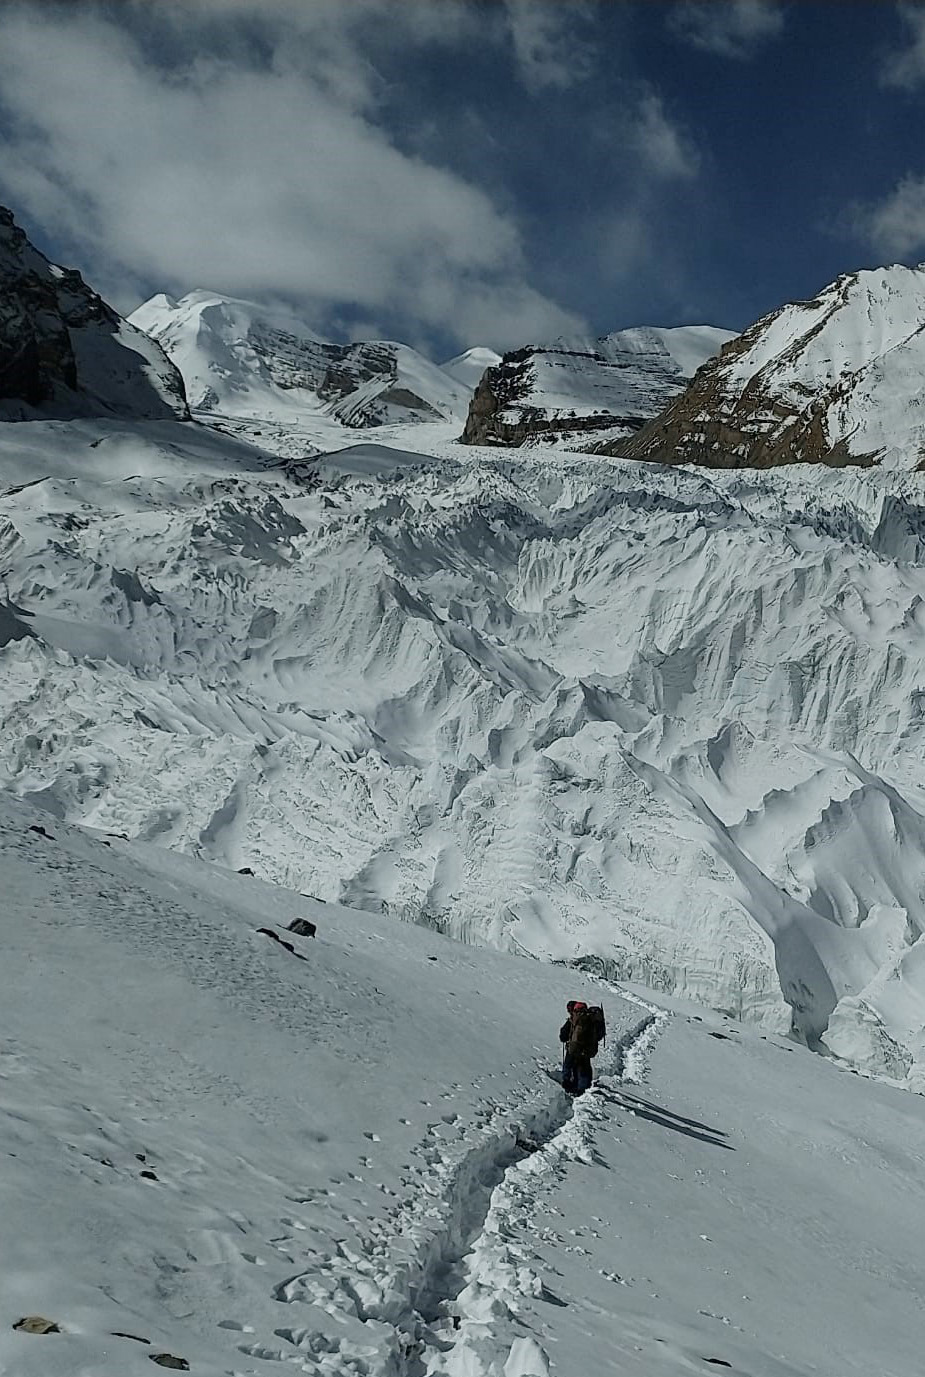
[617,263,925,469]
[130,290,473,431]
[441,345,503,391]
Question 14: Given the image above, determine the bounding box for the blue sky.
[2,1,925,357]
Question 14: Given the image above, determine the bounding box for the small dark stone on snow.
[140,1169,159,1180]
[113,1331,151,1344]
[28,824,53,839]
[287,918,317,938]
[703,1361,732,1369]
[149,1354,190,1370]
[238,866,255,875]
[14,1316,60,1335]
[136,1152,146,1161]
[427,955,438,962]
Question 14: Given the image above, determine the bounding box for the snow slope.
[4,791,925,1377]
[461,326,734,448]
[7,413,925,1080]
[130,291,472,429]
[618,266,925,468]
[441,347,502,392]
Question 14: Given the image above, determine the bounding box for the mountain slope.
[461,325,733,448]
[130,290,472,428]
[613,266,925,469]
[0,208,188,422]
[4,790,925,1377]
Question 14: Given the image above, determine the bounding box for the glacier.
[5,410,925,1083]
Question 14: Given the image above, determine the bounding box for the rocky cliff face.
[130,291,473,428]
[609,267,925,470]
[0,208,189,421]
[460,326,732,448]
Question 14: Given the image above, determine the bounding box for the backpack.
[569,1005,605,1057]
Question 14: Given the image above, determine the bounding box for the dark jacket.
[561,1007,605,1058]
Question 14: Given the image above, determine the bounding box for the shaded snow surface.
[8,418,925,1081]
[3,793,925,1377]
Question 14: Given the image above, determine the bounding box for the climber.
[559,999,606,1095]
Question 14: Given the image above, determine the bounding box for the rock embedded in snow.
[461,325,733,449]
[613,265,925,469]
[0,207,189,422]
[13,1316,61,1335]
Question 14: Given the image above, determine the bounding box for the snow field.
[4,793,925,1375]
[0,791,644,1377]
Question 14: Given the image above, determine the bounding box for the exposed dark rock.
[149,1354,190,1370]
[0,206,189,421]
[608,328,866,468]
[287,917,317,938]
[0,600,37,648]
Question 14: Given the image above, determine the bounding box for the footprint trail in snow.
[238,996,667,1377]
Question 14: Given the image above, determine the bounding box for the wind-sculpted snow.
[6,418,925,1080]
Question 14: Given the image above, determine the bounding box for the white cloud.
[862,174,925,259]
[0,2,583,351]
[881,4,925,89]
[668,0,785,60]
[631,95,700,181]
[503,0,596,91]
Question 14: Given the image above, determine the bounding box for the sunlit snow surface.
[5,416,925,1082]
[4,793,925,1377]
